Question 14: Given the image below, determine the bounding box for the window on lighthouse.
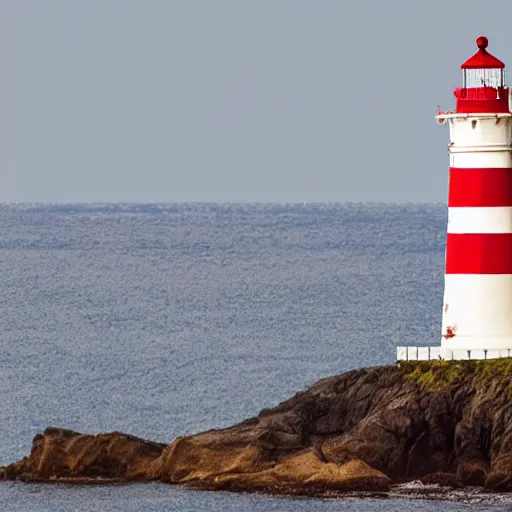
[463,68,504,89]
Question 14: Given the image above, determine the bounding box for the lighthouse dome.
[461,36,505,69]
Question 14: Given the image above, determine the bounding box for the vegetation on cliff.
[401,358,512,393]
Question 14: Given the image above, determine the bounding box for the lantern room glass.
[462,68,505,89]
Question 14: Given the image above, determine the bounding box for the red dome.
[461,36,505,69]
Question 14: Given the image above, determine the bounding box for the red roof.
[461,36,505,69]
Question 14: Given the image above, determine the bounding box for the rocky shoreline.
[3,360,512,496]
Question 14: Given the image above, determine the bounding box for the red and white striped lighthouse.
[436,37,512,360]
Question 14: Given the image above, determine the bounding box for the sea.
[0,202,510,511]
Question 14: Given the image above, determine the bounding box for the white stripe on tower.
[448,207,512,234]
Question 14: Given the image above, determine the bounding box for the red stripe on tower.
[449,168,512,207]
[446,233,512,274]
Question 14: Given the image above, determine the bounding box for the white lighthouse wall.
[449,117,512,169]
[441,274,512,352]
[450,151,512,168]
[449,117,512,153]
[448,207,512,233]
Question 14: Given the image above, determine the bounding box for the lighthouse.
[436,37,512,360]
[397,37,512,362]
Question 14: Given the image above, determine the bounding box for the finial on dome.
[476,36,488,50]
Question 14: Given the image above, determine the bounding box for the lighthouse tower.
[437,37,512,360]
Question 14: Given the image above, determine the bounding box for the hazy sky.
[2,1,512,203]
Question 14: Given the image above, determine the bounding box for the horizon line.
[0,200,448,206]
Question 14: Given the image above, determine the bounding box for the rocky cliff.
[3,360,512,495]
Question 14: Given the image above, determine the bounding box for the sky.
[1,0,512,203]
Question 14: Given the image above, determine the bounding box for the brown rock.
[3,427,166,482]
[419,472,460,488]
[4,361,512,495]
[457,458,488,487]
[209,451,390,493]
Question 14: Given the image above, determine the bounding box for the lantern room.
[454,36,510,114]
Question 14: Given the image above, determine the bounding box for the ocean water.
[0,202,509,511]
